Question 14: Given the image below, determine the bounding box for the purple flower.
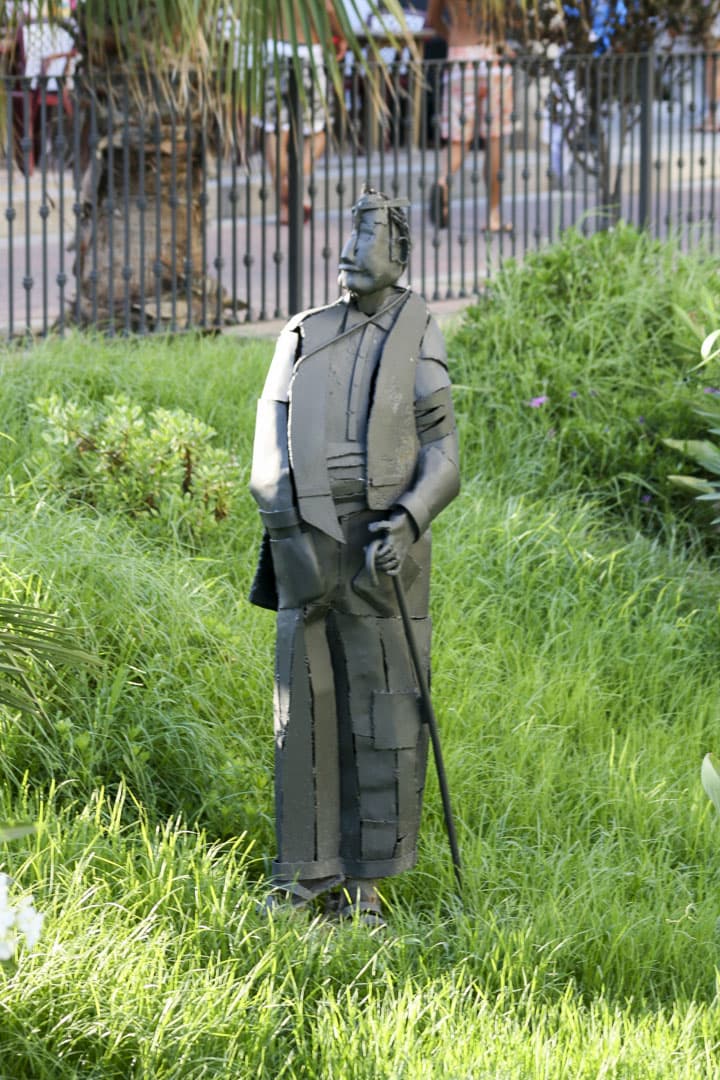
[528,395,549,408]
[641,493,652,504]
[569,390,578,399]
[703,387,720,395]
[638,416,645,424]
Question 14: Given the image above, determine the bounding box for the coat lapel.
[289,303,348,542]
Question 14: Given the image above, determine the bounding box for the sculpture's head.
[338,186,411,300]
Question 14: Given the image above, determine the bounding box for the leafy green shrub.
[452,224,720,526]
[30,394,238,539]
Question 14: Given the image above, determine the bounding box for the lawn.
[1,226,720,1077]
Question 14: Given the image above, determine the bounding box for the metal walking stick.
[366,540,463,891]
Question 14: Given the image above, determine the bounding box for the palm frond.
[3,1,540,119]
[702,753,720,816]
[0,601,94,717]
[663,438,720,477]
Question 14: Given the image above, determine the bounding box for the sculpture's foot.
[334,878,387,929]
[260,874,343,916]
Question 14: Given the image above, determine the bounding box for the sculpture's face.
[338,209,404,297]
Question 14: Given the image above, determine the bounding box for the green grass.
[2,229,720,1076]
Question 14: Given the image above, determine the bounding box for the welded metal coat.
[249,287,460,881]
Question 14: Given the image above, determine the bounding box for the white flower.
[0,898,17,961]
[0,876,44,960]
[15,898,44,950]
[0,934,16,962]
[0,873,11,908]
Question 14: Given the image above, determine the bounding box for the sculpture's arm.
[249,325,302,532]
[249,324,330,607]
[393,312,460,537]
[394,357,460,537]
[369,317,460,575]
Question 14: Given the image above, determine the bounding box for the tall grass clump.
[453,224,720,531]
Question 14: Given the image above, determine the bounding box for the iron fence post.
[638,47,654,230]
[288,61,304,316]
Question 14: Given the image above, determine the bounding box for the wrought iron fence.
[1,49,719,339]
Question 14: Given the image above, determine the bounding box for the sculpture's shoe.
[335,882,387,929]
[260,875,344,916]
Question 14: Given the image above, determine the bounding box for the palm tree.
[3,1,405,330]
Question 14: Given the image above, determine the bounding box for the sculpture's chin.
[341,272,387,298]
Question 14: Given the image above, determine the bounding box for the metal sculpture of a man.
[249,186,460,925]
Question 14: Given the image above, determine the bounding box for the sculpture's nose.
[339,233,356,263]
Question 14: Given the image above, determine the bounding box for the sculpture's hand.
[368,510,417,576]
[269,525,327,608]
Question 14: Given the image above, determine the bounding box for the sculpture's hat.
[351,186,410,217]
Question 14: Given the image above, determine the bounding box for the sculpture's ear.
[393,232,410,267]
